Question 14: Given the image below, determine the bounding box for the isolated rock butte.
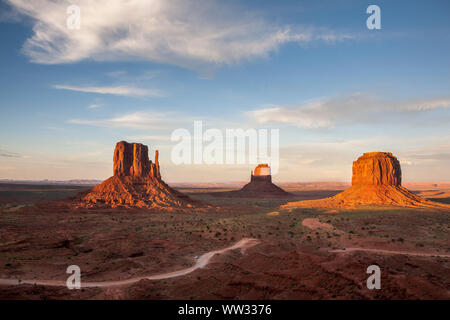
[282,152,450,210]
[80,141,197,210]
[236,164,291,197]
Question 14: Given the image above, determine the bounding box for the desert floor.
[0,183,449,299]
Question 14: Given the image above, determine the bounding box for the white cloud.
[248,94,450,128]
[126,135,172,142]
[0,149,21,158]
[88,103,104,109]
[7,0,354,69]
[107,70,160,81]
[68,111,182,130]
[402,98,450,111]
[53,84,163,97]
[249,104,333,129]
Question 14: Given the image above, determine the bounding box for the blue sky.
[0,0,449,182]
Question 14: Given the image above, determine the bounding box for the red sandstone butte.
[282,152,450,210]
[79,141,196,210]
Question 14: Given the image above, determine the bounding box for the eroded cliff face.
[352,152,401,186]
[113,141,159,179]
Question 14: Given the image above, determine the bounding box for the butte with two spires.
[77,141,206,211]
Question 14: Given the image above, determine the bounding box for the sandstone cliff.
[352,152,401,186]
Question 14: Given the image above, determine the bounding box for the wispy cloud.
[7,0,354,70]
[106,70,160,81]
[0,3,21,22]
[248,94,450,129]
[53,85,163,98]
[0,149,21,158]
[402,98,450,111]
[68,111,183,130]
[88,103,104,109]
[126,135,172,142]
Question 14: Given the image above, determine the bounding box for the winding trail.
[0,238,260,288]
[330,247,450,258]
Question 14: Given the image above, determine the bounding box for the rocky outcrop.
[79,141,201,210]
[282,152,450,210]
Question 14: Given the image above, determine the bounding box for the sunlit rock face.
[251,164,272,183]
[253,164,271,177]
[79,141,196,210]
[113,141,160,179]
[352,152,401,186]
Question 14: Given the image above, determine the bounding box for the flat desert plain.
[0,182,449,299]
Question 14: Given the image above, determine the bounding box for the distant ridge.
[0,179,102,186]
[2,179,450,189]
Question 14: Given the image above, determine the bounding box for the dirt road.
[0,238,260,288]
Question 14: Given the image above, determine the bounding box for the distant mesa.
[241,164,290,196]
[282,152,450,210]
[214,164,291,198]
[79,141,200,210]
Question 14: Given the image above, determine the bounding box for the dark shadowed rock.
[212,164,291,198]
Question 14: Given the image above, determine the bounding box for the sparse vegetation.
[0,183,449,299]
